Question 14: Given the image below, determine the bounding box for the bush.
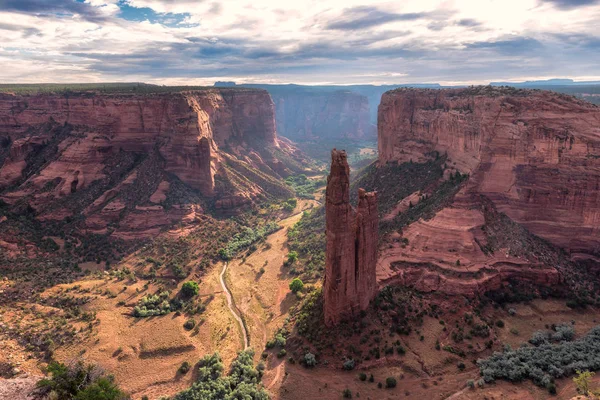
[289,278,304,293]
[358,373,367,381]
[496,320,505,328]
[466,380,475,389]
[287,251,298,264]
[37,361,126,400]
[478,325,600,392]
[342,388,352,398]
[172,350,268,399]
[304,352,317,367]
[179,361,191,374]
[181,281,199,298]
[277,349,287,358]
[183,319,196,330]
[343,359,355,371]
[385,377,397,388]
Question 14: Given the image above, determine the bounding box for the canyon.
[0,87,304,243]
[376,86,600,297]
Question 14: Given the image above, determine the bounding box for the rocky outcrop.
[378,87,600,259]
[325,149,377,326]
[0,88,301,241]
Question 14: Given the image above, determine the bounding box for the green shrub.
[181,281,199,298]
[358,373,367,381]
[304,352,317,367]
[343,359,355,371]
[183,319,196,330]
[37,361,126,400]
[342,388,352,398]
[179,361,191,374]
[289,278,304,293]
[287,251,298,264]
[385,377,397,388]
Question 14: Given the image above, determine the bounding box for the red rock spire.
[324,149,378,326]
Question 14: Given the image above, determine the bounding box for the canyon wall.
[0,88,299,240]
[325,149,377,326]
[240,85,376,141]
[378,87,600,259]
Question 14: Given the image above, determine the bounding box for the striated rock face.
[0,88,300,241]
[325,149,377,326]
[378,87,600,259]
[271,90,375,141]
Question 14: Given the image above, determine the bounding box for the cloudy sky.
[0,0,599,85]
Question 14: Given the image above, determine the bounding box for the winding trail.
[219,262,249,350]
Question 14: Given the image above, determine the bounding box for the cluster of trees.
[37,361,127,400]
[132,291,175,317]
[284,174,325,199]
[133,281,201,318]
[173,350,269,400]
[478,324,600,393]
[218,223,280,260]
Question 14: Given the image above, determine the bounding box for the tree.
[286,251,298,264]
[574,370,594,395]
[289,278,304,293]
[37,361,127,400]
[385,377,397,388]
[181,281,199,298]
[304,352,316,367]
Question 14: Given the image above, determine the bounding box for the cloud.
[466,37,544,54]
[0,0,116,22]
[540,0,600,10]
[0,0,598,85]
[326,6,429,30]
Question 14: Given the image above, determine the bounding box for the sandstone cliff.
[0,87,301,241]
[375,87,600,297]
[325,149,377,326]
[378,87,600,258]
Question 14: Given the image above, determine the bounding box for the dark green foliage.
[287,207,326,280]
[37,361,127,400]
[289,278,304,293]
[304,353,317,367]
[285,174,326,199]
[478,325,600,392]
[342,388,353,398]
[358,373,367,381]
[385,377,397,388]
[181,281,200,298]
[174,350,268,400]
[184,319,196,330]
[282,198,297,212]
[221,223,281,260]
[179,362,191,375]
[343,359,355,371]
[133,291,175,317]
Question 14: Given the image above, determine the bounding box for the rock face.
[378,87,600,259]
[0,88,300,240]
[325,149,377,326]
[267,89,375,141]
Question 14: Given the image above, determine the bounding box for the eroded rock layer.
[378,87,600,258]
[325,149,377,326]
[0,88,300,240]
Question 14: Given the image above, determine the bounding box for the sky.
[0,0,599,85]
